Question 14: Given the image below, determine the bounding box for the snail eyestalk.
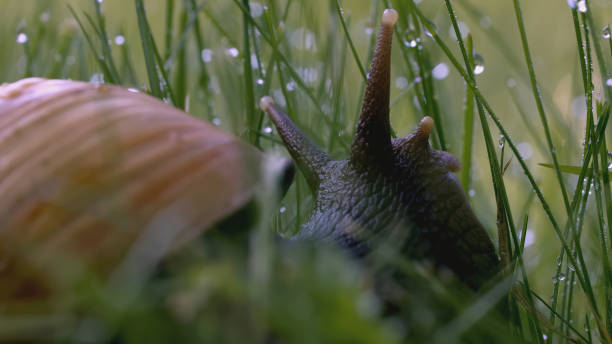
[259,96,330,192]
[350,9,397,170]
[417,116,435,138]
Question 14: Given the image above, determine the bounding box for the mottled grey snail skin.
[261,9,499,290]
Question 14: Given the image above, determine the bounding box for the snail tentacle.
[350,9,398,171]
[260,96,331,191]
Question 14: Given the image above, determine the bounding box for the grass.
[0,0,611,343]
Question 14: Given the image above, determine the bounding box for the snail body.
[0,78,292,303]
[261,9,499,289]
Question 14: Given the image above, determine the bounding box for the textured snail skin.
[261,9,499,289]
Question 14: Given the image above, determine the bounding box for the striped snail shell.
[0,78,293,303]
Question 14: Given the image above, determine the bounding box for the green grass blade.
[334,0,366,81]
[460,36,475,193]
[92,0,121,84]
[511,0,572,222]
[240,0,257,144]
[134,0,163,99]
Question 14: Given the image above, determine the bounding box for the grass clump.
[0,0,611,343]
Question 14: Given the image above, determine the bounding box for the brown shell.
[0,78,265,305]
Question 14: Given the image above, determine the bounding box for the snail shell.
[0,78,291,303]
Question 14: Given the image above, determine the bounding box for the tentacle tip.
[418,116,434,137]
[382,9,398,28]
[259,96,275,112]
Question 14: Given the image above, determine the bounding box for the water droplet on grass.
[577,0,587,12]
[40,11,50,23]
[473,53,485,75]
[603,25,611,39]
[212,117,221,126]
[114,35,125,46]
[395,76,408,89]
[263,126,273,134]
[449,21,470,40]
[432,63,449,80]
[403,29,419,48]
[226,47,239,58]
[201,49,213,63]
[16,33,28,44]
[249,2,264,17]
[606,78,612,86]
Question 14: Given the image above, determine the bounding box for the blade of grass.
[334,0,366,81]
[240,0,257,144]
[134,0,163,99]
[407,1,592,299]
[68,5,116,83]
[92,0,121,84]
[511,0,572,226]
[164,0,175,59]
[460,35,475,193]
[172,0,188,110]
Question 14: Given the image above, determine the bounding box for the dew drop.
[256,78,264,85]
[449,21,470,41]
[571,95,587,118]
[567,0,576,9]
[577,0,587,12]
[279,206,287,213]
[424,23,437,38]
[395,76,408,89]
[114,35,125,46]
[201,49,213,63]
[473,53,485,75]
[499,134,505,148]
[606,78,612,87]
[40,11,50,23]
[432,63,449,80]
[286,81,296,91]
[403,30,419,48]
[263,126,273,134]
[251,54,260,69]
[16,32,28,44]
[517,142,533,160]
[603,25,611,39]
[90,73,104,83]
[558,273,566,281]
[226,47,239,58]
[212,117,221,126]
[468,189,476,197]
[523,229,535,247]
[290,28,317,52]
[364,27,373,36]
[249,2,264,17]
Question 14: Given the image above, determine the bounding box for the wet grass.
[0,0,611,343]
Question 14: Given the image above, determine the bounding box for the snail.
[0,8,498,313]
[0,77,294,306]
[260,9,499,290]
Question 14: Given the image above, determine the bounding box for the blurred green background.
[1,0,612,342]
